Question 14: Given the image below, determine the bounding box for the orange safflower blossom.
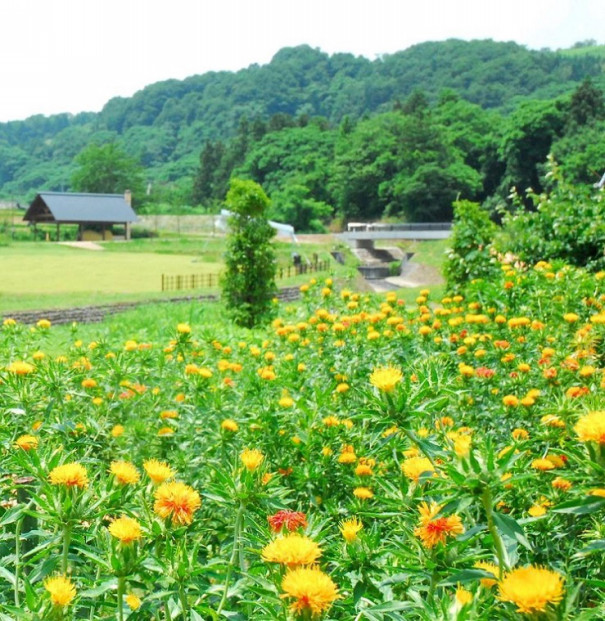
[414,501,464,548]
[154,481,201,525]
[281,567,339,617]
[268,510,307,533]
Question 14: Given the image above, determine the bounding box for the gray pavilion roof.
[24,192,137,224]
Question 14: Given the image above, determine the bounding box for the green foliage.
[333,111,482,222]
[551,119,605,185]
[444,199,498,287]
[71,142,145,202]
[497,99,566,203]
[269,182,332,232]
[499,158,605,270]
[2,40,605,208]
[221,179,277,327]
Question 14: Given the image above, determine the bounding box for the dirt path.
[58,241,104,250]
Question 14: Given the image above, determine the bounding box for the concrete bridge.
[337,222,452,248]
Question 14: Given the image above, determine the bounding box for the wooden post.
[126,222,131,241]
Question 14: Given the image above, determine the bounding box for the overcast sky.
[0,0,603,123]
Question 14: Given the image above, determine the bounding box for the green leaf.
[80,579,117,598]
[439,568,497,586]
[573,540,605,558]
[552,496,605,515]
[0,506,23,527]
[492,511,532,551]
[0,566,16,587]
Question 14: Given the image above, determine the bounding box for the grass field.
[0,243,221,313]
[0,238,352,313]
[0,235,449,313]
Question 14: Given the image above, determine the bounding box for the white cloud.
[0,0,602,122]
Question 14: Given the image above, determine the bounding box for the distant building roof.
[23,192,137,224]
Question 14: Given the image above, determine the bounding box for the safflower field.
[1,260,605,620]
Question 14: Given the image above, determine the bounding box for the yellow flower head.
[574,410,605,444]
[14,434,39,451]
[219,418,238,433]
[7,361,35,375]
[401,456,435,482]
[108,515,143,544]
[552,476,572,491]
[177,323,191,334]
[153,481,201,525]
[498,566,564,614]
[49,463,89,488]
[355,463,373,476]
[531,458,556,471]
[110,461,140,485]
[353,486,373,500]
[474,561,499,588]
[262,533,322,567]
[143,459,175,484]
[281,567,339,617]
[44,575,76,607]
[240,448,264,471]
[456,587,473,606]
[111,424,125,438]
[339,517,363,543]
[125,593,141,610]
[369,367,403,392]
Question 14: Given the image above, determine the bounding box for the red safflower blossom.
[268,510,308,533]
[475,367,496,378]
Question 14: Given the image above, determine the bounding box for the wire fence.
[161,260,331,292]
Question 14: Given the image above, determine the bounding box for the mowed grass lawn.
[0,243,221,312]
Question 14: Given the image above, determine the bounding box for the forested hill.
[1,39,604,203]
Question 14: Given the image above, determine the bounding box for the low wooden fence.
[161,260,331,292]
[161,272,219,292]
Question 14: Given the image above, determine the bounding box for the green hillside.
[0,39,604,222]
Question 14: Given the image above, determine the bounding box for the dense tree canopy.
[71,143,145,202]
[0,40,603,226]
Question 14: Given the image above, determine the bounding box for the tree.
[221,179,277,328]
[71,142,145,202]
[567,78,605,127]
[444,200,498,288]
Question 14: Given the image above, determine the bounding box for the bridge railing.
[346,222,452,232]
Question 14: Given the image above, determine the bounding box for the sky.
[0,0,603,123]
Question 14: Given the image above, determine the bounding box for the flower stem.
[216,502,244,616]
[61,523,71,574]
[117,575,125,621]
[401,427,438,471]
[481,487,506,578]
[14,515,22,607]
